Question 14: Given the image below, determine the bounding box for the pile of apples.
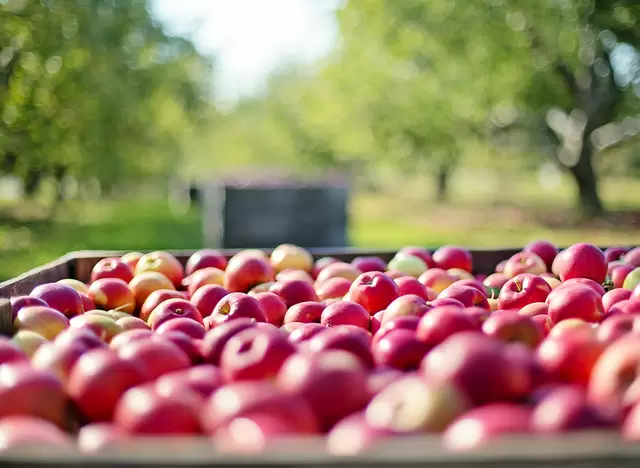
[3,242,640,455]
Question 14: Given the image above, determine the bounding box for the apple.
[31,340,88,387]
[372,329,430,371]
[87,278,135,314]
[524,240,558,271]
[596,314,640,344]
[327,411,396,456]
[156,317,206,339]
[370,311,384,335]
[482,310,542,348]
[447,268,475,281]
[0,337,28,365]
[365,374,469,434]
[117,337,190,380]
[608,300,640,317]
[0,363,68,427]
[443,403,532,451]
[70,314,123,343]
[623,267,640,291]
[214,413,302,453]
[116,316,150,331]
[495,260,507,273]
[373,316,421,348]
[312,256,340,279]
[54,328,105,350]
[387,254,428,278]
[275,269,315,284]
[394,276,433,300]
[9,296,48,322]
[138,289,184,322]
[183,267,225,296]
[146,298,204,330]
[121,252,143,271]
[605,246,630,263]
[247,282,276,295]
[269,279,318,308]
[77,423,125,454]
[432,245,473,272]
[623,401,640,441]
[384,270,407,280]
[518,302,549,317]
[276,350,370,432]
[269,244,313,273]
[315,276,352,301]
[283,301,326,324]
[186,249,228,276]
[497,273,552,311]
[114,384,201,435]
[546,284,604,324]
[220,327,296,382]
[155,365,224,402]
[463,306,492,325]
[548,318,595,339]
[91,258,134,284]
[556,278,606,296]
[134,251,184,288]
[30,283,84,317]
[482,273,509,298]
[13,306,69,340]
[287,323,328,345]
[537,328,606,386]
[129,272,175,309]
[56,279,89,295]
[315,262,361,285]
[208,293,267,328]
[189,284,229,320]
[398,246,436,269]
[415,306,479,349]
[351,256,387,273]
[0,416,72,450]
[624,247,640,267]
[502,251,547,278]
[608,260,627,276]
[532,315,552,337]
[10,330,48,358]
[379,295,429,327]
[612,265,636,289]
[200,318,257,366]
[229,249,270,263]
[305,327,374,368]
[543,276,562,290]
[320,300,370,330]
[346,272,400,315]
[438,284,489,309]
[552,243,607,284]
[224,255,275,293]
[421,332,530,405]
[367,368,404,396]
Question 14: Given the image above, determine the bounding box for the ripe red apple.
[91,258,134,284]
[415,306,479,349]
[13,306,69,340]
[139,289,184,322]
[31,340,88,387]
[518,302,549,317]
[432,245,473,272]
[189,284,229,319]
[609,300,640,317]
[312,256,340,279]
[286,322,328,345]
[379,294,429,327]
[546,284,604,324]
[305,327,373,368]
[611,265,636,289]
[88,278,135,314]
[372,329,430,371]
[524,240,558,271]
[269,279,318,308]
[108,329,154,351]
[116,316,150,331]
[0,363,68,427]
[146,298,204,330]
[54,328,105,351]
[597,314,640,344]
[552,243,607,284]
[208,293,267,328]
[276,350,370,432]
[393,276,433,300]
[155,365,224,400]
[129,272,175,309]
[624,247,640,267]
[443,403,532,451]
[214,413,302,453]
[532,314,552,337]
[315,276,352,301]
[156,317,206,339]
[482,310,542,348]
[114,384,201,435]
[605,246,630,263]
[270,244,313,273]
[370,311,384,335]
[320,300,370,330]
[183,267,225,296]
[556,277,606,296]
[503,251,547,278]
[350,256,387,273]
[121,252,143,271]
[283,301,325,324]
[220,327,296,382]
[463,306,492,325]
[30,283,84,317]
[315,262,361,285]
[200,318,257,365]
[117,337,190,380]
[186,249,228,275]
[438,284,489,310]
[9,296,48,322]
[398,246,436,269]
[134,251,184,288]
[77,423,125,454]
[549,318,595,339]
[224,255,275,293]
[0,416,72,451]
[373,316,421,347]
[327,411,396,456]
[497,273,552,311]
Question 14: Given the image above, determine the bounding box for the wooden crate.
[0,247,637,467]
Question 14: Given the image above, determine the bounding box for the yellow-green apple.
[186,249,228,276]
[31,340,88,387]
[134,251,184,288]
[546,284,604,324]
[10,296,48,322]
[366,374,469,434]
[121,252,143,272]
[518,302,549,317]
[88,278,135,314]
[398,246,436,269]
[56,279,89,295]
[270,244,313,273]
[10,330,48,358]
[315,276,352,301]
[0,416,72,450]
[139,289,185,322]
[432,245,473,272]
[30,283,84,317]
[276,350,370,432]
[183,267,224,296]
[415,306,479,349]
[146,298,204,330]
[70,314,123,344]
[189,284,229,319]
[394,276,433,300]
[418,269,457,294]
[224,254,275,293]
[116,316,150,331]
[443,403,532,451]
[624,267,640,291]
[320,300,370,330]
[483,273,509,298]
[602,289,632,315]
[13,306,69,340]
[286,322,328,345]
[482,310,542,348]
[117,337,190,380]
[379,295,429,327]
[129,272,175,309]
[497,273,552,311]
[77,423,125,454]
[199,318,257,365]
[311,256,340,279]
[347,272,399,315]
[315,262,361,285]
[605,246,630,263]
[524,240,558,271]
[447,268,475,281]
[503,252,547,278]
[439,284,489,310]
[387,253,428,278]
[624,247,640,267]
[552,243,607,284]
[91,258,134,284]
[611,265,636,289]
[269,279,318,308]
[250,292,287,326]
[351,256,387,273]
[371,329,430,371]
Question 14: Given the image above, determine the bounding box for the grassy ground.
[1,174,640,282]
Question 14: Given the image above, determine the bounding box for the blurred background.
[1,0,640,281]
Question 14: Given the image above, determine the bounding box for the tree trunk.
[567,142,604,217]
[435,164,450,202]
[23,168,42,198]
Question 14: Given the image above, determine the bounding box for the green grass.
[1,175,640,282]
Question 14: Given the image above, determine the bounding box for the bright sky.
[150,0,342,103]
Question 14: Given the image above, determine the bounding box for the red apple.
[13,306,69,340]
[146,298,204,330]
[269,279,318,308]
[276,350,370,432]
[186,249,228,275]
[327,411,396,455]
[214,413,302,453]
[121,252,143,271]
[220,327,296,382]
[208,293,267,328]
[518,302,549,317]
[88,278,135,314]
[0,416,72,450]
[134,251,185,288]
[139,289,185,322]
[183,267,225,296]
[438,284,489,310]
[347,272,400,315]
[0,337,28,365]
[315,262,361,285]
[320,300,370,330]
[351,256,387,273]
[373,316,421,347]
[393,276,432,300]
[114,384,201,435]
[109,329,154,351]
[91,258,134,284]
[524,240,558,271]
[482,310,542,348]
[77,423,125,453]
[532,314,552,337]
[312,256,340,279]
[415,306,479,349]
[31,340,88,387]
[609,300,640,317]
[200,318,257,365]
[189,284,229,319]
[432,245,473,272]
[10,296,49,322]
[605,246,630,263]
[0,363,68,427]
[224,255,275,293]
[371,311,384,335]
[546,284,604,324]
[462,306,492,325]
[597,314,640,344]
[372,329,430,371]
[30,283,84,317]
[443,403,532,451]
[283,301,325,324]
[552,243,607,284]
[305,326,373,368]
[129,272,175,309]
[155,365,224,400]
[398,246,436,269]
[286,322,328,345]
[612,265,636,290]
[498,273,552,311]
[156,317,206,339]
[503,251,547,278]
[54,328,105,351]
[495,260,507,273]
[379,294,429,327]
[624,247,640,267]
[556,277,606,296]
[367,368,405,396]
[117,337,190,380]
[315,276,352,301]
